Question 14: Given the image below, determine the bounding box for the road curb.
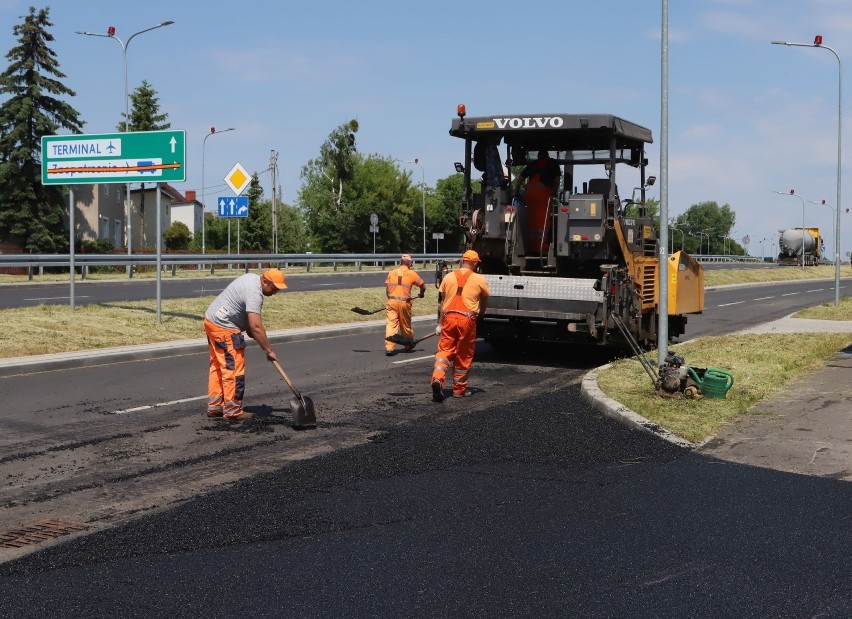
[580,365,695,449]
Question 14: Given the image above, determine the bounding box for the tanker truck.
[446,106,704,352]
[777,227,822,266]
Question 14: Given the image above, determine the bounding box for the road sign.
[41,130,186,185]
[224,162,251,195]
[369,225,379,233]
[370,213,378,225]
[218,196,249,218]
[432,232,445,240]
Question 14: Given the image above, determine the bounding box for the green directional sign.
[41,130,186,185]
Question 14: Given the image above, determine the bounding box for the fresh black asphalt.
[1,384,850,618]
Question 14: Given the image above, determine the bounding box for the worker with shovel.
[430,250,490,402]
[385,254,427,356]
[204,268,287,421]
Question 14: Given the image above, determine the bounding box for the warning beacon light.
[210,127,216,134]
[814,35,823,46]
[789,189,795,195]
[107,26,115,37]
[457,104,466,119]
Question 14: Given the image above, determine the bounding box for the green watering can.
[687,367,735,399]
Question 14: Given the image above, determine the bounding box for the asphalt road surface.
[0,260,771,308]
[0,279,850,617]
[0,271,387,308]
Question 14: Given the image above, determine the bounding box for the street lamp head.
[771,40,789,46]
[160,20,175,27]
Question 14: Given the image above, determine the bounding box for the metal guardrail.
[692,255,764,263]
[0,253,459,279]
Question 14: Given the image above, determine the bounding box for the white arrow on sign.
[170,136,176,153]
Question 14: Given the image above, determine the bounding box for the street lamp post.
[772,36,842,302]
[774,190,806,268]
[76,20,175,272]
[201,127,235,254]
[396,159,426,254]
[808,199,835,264]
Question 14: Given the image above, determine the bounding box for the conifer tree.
[119,79,170,247]
[0,6,84,252]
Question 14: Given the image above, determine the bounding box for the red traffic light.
[814,35,823,46]
[107,26,115,37]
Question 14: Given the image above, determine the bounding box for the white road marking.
[806,289,824,293]
[393,355,433,365]
[781,292,800,296]
[111,395,206,415]
[193,288,226,293]
[717,301,744,307]
[753,296,774,301]
[312,283,335,286]
[25,295,90,301]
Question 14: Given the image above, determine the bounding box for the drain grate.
[0,519,90,549]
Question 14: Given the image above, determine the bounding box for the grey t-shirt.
[205,273,264,332]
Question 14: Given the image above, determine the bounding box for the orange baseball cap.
[263,268,288,289]
[462,250,481,262]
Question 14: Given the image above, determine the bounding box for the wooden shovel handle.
[414,331,439,346]
[272,360,301,399]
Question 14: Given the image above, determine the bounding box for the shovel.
[385,331,438,349]
[272,360,317,430]
[350,306,385,316]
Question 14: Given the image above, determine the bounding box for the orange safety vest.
[443,269,477,318]
[385,267,420,302]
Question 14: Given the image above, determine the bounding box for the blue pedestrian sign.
[218,196,249,218]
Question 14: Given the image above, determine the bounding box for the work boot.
[206,409,224,418]
[386,350,398,356]
[431,381,444,403]
[452,390,473,398]
[223,411,254,421]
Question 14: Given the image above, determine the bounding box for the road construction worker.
[385,254,426,355]
[204,269,287,420]
[431,250,490,401]
[512,149,561,255]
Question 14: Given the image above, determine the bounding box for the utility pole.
[270,150,279,254]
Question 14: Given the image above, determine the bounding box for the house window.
[99,215,110,239]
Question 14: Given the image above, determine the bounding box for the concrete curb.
[580,364,696,450]
[0,316,437,378]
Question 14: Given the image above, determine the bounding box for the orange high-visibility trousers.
[385,299,414,351]
[431,312,477,395]
[524,180,552,255]
[204,318,246,417]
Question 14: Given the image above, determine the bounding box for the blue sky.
[3,0,852,256]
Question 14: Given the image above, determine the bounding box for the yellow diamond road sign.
[224,162,251,195]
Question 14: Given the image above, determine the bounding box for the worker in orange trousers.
[431,250,490,401]
[385,254,426,355]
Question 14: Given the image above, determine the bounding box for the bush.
[164,221,193,250]
[78,238,115,253]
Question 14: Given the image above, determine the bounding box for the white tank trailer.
[777,228,821,266]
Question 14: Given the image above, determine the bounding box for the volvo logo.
[493,116,565,129]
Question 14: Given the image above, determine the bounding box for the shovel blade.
[290,396,316,430]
